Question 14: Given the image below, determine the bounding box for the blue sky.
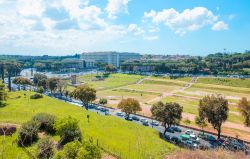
[0,0,249,56]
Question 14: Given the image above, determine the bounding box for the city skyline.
[0,0,249,56]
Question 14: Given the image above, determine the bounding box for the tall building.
[81,52,141,67]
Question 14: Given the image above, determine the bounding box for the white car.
[140,118,148,123]
[190,133,200,143]
[185,130,194,135]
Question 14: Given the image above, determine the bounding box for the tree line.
[121,52,250,75]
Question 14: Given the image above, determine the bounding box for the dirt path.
[136,77,149,84]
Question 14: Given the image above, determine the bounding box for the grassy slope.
[197,77,250,88]
[0,91,176,159]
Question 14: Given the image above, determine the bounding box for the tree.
[36,137,54,159]
[13,77,32,90]
[0,83,6,106]
[54,116,82,146]
[33,73,47,87]
[199,95,229,139]
[32,113,56,134]
[238,97,250,127]
[151,101,183,135]
[5,62,21,91]
[71,85,96,109]
[99,98,107,105]
[47,78,59,94]
[17,120,39,147]
[36,86,44,94]
[57,79,67,96]
[195,116,207,134]
[105,64,117,73]
[0,62,5,82]
[54,141,101,159]
[117,98,141,117]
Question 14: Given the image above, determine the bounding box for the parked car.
[142,121,149,126]
[166,127,175,133]
[205,135,216,142]
[125,116,133,121]
[105,111,110,116]
[185,130,194,135]
[100,107,108,112]
[164,134,171,141]
[171,126,182,132]
[185,140,198,149]
[180,134,190,141]
[140,118,148,123]
[131,116,140,121]
[116,112,124,117]
[151,121,159,126]
[190,134,200,143]
[171,136,181,144]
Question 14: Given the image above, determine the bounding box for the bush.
[32,113,56,134]
[30,93,43,99]
[0,125,16,136]
[81,141,101,159]
[37,137,54,159]
[99,98,107,105]
[17,121,39,147]
[54,141,101,159]
[54,117,82,146]
[37,86,44,94]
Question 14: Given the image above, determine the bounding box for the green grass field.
[67,74,249,126]
[0,91,176,159]
[197,77,250,88]
[76,73,144,91]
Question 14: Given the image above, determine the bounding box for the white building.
[81,52,141,67]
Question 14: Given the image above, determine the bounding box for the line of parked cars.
[115,112,160,127]
[164,129,202,149]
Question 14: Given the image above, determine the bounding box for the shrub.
[37,86,44,94]
[32,113,56,134]
[80,141,101,159]
[17,121,39,147]
[0,125,16,136]
[99,98,107,105]
[37,137,54,159]
[54,141,101,159]
[54,117,82,146]
[30,93,43,99]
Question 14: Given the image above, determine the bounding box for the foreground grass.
[165,149,250,159]
[0,91,176,159]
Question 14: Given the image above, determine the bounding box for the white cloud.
[105,0,130,19]
[128,24,145,35]
[144,35,159,41]
[0,0,130,55]
[144,7,219,35]
[212,21,228,31]
[61,0,89,19]
[17,0,45,17]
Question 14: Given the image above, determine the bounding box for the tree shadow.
[0,102,8,108]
